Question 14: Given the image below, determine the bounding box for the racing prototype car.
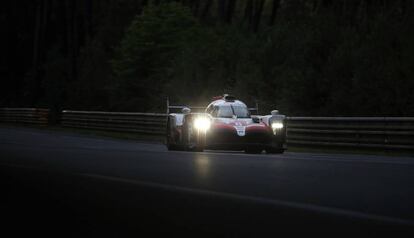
[166,95,286,153]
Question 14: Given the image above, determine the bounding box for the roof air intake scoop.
[223,94,236,102]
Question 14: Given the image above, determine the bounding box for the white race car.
[166,95,286,153]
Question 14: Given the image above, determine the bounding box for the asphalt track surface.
[1,126,414,236]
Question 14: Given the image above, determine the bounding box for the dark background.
[2,0,414,117]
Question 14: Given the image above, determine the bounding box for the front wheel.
[166,142,180,151]
[265,147,285,154]
[186,142,204,152]
[188,129,206,152]
[192,145,204,152]
[245,147,263,154]
[166,118,181,151]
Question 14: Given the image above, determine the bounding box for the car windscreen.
[217,105,250,118]
[217,105,233,118]
[232,105,250,118]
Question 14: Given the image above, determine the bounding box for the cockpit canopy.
[206,103,251,118]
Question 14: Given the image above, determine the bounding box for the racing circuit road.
[1,126,414,236]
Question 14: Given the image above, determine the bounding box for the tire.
[167,143,180,151]
[187,143,204,152]
[166,118,180,151]
[265,147,285,154]
[193,146,204,152]
[245,147,263,154]
[193,134,205,152]
[189,128,205,152]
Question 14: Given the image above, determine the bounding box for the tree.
[111,2,198,111]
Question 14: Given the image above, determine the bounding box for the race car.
[165,94,286,154]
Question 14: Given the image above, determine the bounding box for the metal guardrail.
[3,108,413,150]
[286,117,414,150]
[61,110,167,135]
[0,108,49,125]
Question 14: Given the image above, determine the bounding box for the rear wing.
[248,101,259,115]
[166,98,205,114]
[166,98,259,115]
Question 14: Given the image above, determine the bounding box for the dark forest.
[2,0,414,117]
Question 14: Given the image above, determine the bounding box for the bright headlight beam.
[271,122,284,130]
[194,117,211,131]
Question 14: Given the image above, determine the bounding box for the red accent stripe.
[246,124,272,133]
[213,123,236,131]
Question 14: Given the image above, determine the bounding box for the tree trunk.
[72,0,79,79]
[65,0,74,82]
[252,0,265,33]
[27,0,43,106]
[192,0,200,17]
[83,0,92,42]
[244,0,253,25]
[269,0,280,25]
[32,0,42,81]
[200,0,212,20]
[218,0,227,22]
[226,0,236,23]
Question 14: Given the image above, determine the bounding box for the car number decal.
[235,126,246,136]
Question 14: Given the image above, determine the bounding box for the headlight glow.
[194,117,211,131]
[271,122,284,130]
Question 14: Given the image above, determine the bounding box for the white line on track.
[2,162,414,226]
[81,173,414,227]
[0,163,41,170]
[170,150,414,165]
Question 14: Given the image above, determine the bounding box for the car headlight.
[271,122,284,130]
[194,117,211,131]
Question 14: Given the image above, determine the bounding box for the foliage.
[3,0,414,116]
[111,2,198,111]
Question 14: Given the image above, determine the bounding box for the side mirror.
[271,110,279,116]
[252,117,260,123]
[182,107,191,114]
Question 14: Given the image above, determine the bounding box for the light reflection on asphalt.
[194,154,211,179]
